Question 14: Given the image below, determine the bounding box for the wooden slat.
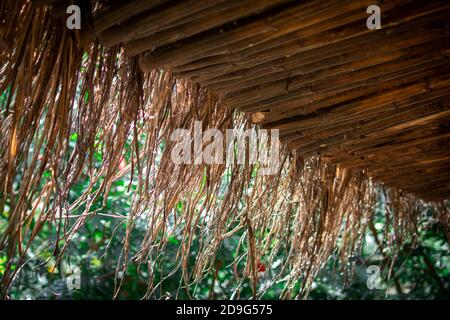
[99,0,230,46]
[125,0,292,56]
[94,0,172,33]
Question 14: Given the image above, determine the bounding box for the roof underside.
[39,0,450,201]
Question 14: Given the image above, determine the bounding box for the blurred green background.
[1,176,448,300]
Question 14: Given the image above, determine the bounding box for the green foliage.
[1,173,448,300]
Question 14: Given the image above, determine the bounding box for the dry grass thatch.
[0,0,448,299]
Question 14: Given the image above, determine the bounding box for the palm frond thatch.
[0,0,448,299]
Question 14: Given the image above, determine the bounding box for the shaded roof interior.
[36,0,450,201]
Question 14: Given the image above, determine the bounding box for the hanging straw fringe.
[0,1,447,299]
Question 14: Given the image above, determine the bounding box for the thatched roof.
[94,0,450,201]
[0,0,449,298]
